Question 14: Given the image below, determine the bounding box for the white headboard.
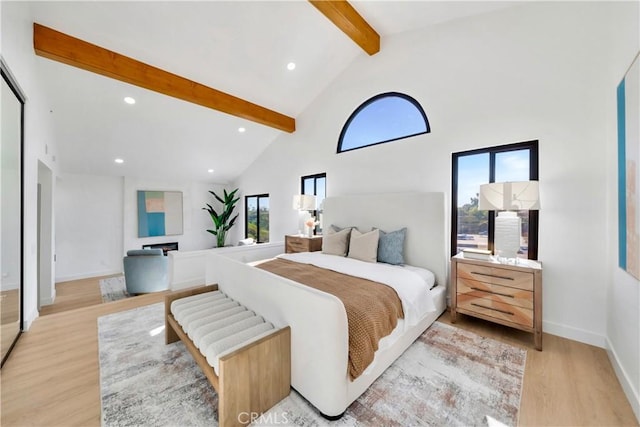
[322,192,447,287]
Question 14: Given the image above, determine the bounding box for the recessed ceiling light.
[238,127,246,133]
[124,97,136,105]
[207,169,214,173]
[287,62,296,71]
[115,158,124,164]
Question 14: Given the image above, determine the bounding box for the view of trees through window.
[245,194,269,243]
[452,141,539,259]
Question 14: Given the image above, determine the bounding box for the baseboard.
[40,288,57,306]
[23,307,39,331]
[606,337,640,423]
[1,279,19,290]
[55,269,122,283]
[542,320,606,348]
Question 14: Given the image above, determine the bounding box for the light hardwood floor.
[1,277,638,426]
[38,274,122,316]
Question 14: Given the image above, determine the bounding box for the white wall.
[54,175,232,281]
[2,1,59,328]
[234,2,630,349]
[605,1,640,420]
[55,173,124,282]
[122,177,228,254]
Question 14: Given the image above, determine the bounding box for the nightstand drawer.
[285,235,323,254]
[457,280,533,309]
[457,263,533,291]
[457,294,534,328]
[286,239,307,250]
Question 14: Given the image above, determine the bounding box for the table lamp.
[478,181,540,260]
[292,194,317,236]
[292,194,316,211]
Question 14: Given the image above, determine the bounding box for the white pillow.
[403,265,436,288]
[322,227,351,256]
[347,229,380,263]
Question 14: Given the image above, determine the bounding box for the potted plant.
[203,188,239,247]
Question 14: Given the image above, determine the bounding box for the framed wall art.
[137,190,183,238]
[617,51,640,280]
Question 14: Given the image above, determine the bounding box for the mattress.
[277,251,438,326]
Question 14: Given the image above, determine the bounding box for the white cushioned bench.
[171,290,280,374]
[165,285,290,427]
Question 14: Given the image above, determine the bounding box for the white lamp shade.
[478,181,540,211]
[292,194,316,211]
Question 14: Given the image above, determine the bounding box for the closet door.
[1,59,25,367]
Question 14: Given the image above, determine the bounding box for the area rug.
[98,303,526,427]
[99,276,129,303]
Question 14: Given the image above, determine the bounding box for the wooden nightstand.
[285,235,323,253]
[450,253,543,350]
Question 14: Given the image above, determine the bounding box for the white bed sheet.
[277,252,437,327]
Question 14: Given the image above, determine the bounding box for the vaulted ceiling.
[27,1,518,183]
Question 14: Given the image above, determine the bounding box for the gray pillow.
[322,227,351,256]
[377,228,407,265]
[348,229,380,263]
[330,224,358,233]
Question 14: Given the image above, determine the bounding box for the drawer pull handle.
[470,287,514,298]
[471,302,514,316]
[471,271,514,281]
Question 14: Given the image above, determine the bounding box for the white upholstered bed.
[207,192,447,417]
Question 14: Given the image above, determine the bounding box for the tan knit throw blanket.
[256,258,403,380]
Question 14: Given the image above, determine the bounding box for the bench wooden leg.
[219,327,291,427]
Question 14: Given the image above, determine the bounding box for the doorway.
[37,161,54,309]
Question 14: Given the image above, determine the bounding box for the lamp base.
[494,211,520,260]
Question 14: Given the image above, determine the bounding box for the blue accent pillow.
[377,228,407,265]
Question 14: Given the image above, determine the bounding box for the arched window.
[337,92,430,153]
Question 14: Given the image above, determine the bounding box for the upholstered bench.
[165,285,291,427]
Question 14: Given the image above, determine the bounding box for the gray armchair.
[123,249,169,294]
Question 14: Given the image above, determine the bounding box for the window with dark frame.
[301,173,326,234]
[451,140,539,260]
[245,194,269,243]
[337,92,430,153]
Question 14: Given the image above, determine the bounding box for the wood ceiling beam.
[33,23,295,133]
[308,1,380,56]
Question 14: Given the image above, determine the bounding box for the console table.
[142,241,179,256]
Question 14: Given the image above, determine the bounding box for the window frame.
[451,140,539,259]
[301,172,326,235]
[244,193,269,243]
[337,92,430,154]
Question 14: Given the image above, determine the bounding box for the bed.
[206,192,447,417]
